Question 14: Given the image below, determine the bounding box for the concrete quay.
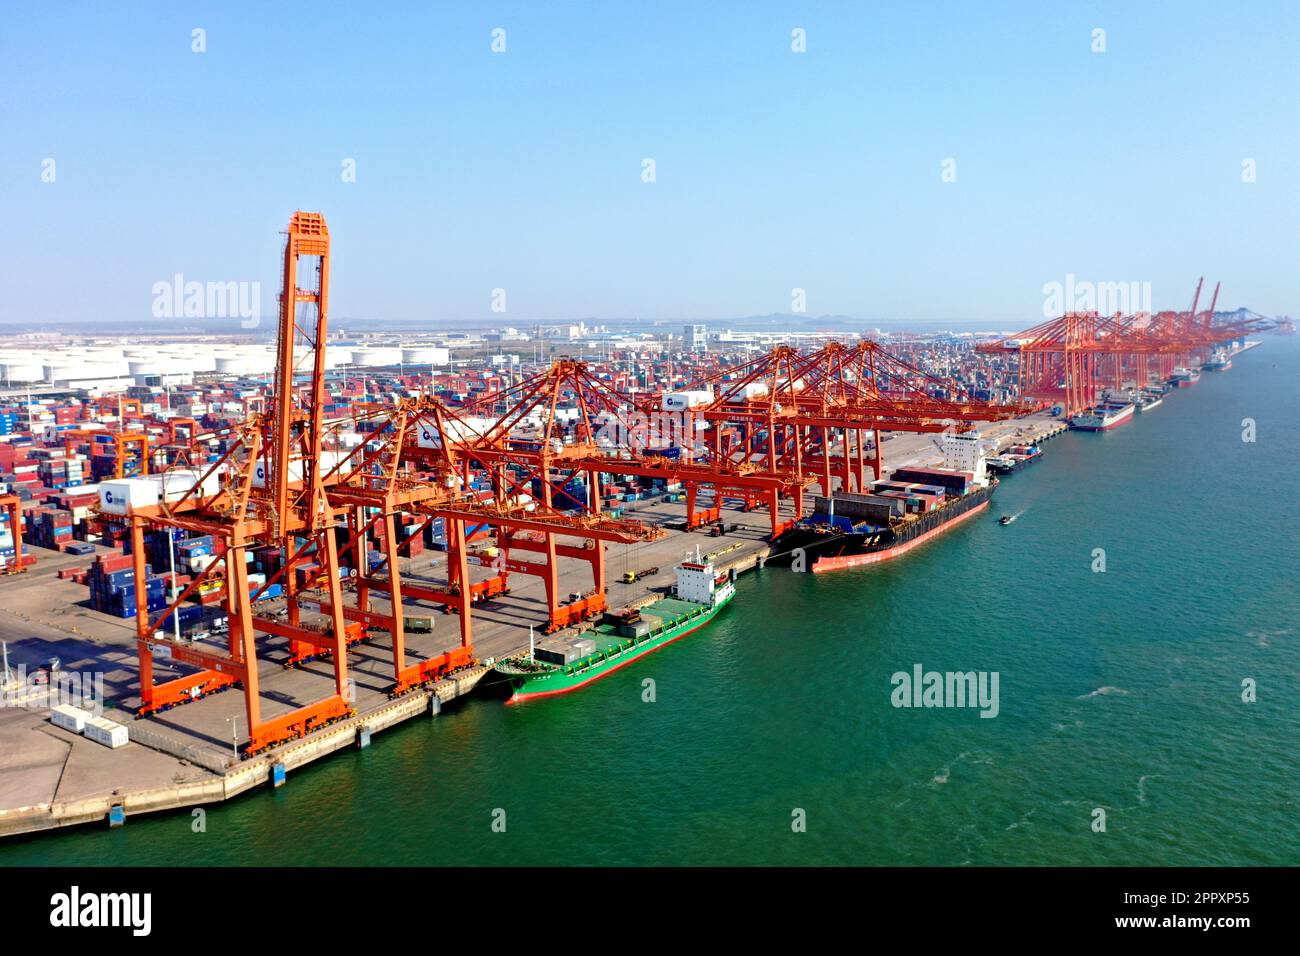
[0,411,1066,840]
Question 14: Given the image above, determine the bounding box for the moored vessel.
[1069,401,1135,431]
[985,442,1042,474]
[1134,390,1163,412]
[495,554,736,703]
[1203,351,1232,371]
[766,431,996,573]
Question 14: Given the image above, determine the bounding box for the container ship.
[1069,400,1135,431]
[765,431,995,574]
[1134,390,1163,412]
[1202,351,1232,371]
[495,554,736,703]
[985,442,1042,474]
[1168,366,1201,387]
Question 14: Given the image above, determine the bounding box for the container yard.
[0,215,1274,840]
[5,6,1299,943]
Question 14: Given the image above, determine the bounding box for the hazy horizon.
[4,3,1297,325]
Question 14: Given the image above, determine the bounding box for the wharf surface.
[0,411,1065,840]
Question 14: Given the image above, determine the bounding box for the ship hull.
[811,498,990,572]
[767,483,995,573]
[1070,404,1135,430]
[986,452,1041,474]
[500,588,734,703]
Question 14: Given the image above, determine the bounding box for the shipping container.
[50,704,90,733]
[83,716,129,749]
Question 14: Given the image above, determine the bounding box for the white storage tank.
[0,361,44,383]
[214,354,249,375]
[185,350,217,373]
[401,346,449,365]
[401,346,434,364]
[350,347,402,367]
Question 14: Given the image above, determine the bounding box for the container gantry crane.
[113,214,664,751]
[120,214,466,751]
[671,341,1027,507]
[978,280,1271,413]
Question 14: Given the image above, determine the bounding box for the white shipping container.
[190,554,218,574]
[50,704,90,733]
[662,389,714,411]
[250,452,342,487]
[83,716,129,749]
[99,478,161,515]
[153,468,221,502]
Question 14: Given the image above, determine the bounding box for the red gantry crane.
[668,341,1028,512]
[112,214,663,753]
[976,280,1270,415]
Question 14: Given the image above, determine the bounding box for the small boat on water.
[999,513,1019,525]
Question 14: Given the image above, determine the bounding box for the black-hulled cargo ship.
[768,481,995,573]
[767,431,997,573]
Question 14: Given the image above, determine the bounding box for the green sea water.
[5,340,1299,866]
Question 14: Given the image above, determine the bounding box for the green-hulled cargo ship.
[496,554,736,703]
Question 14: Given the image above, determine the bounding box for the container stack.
[87,552,167,618]
[36,455,85,490]
[27,507,75,549]
[0,508,27,568]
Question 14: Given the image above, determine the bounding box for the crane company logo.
[1041,274,1151,319]
[890,664,1000,718]
[151,273,261,328]
[49,886,152,936]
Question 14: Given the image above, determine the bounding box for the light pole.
[226,715,239,760]
[167,530,180,642]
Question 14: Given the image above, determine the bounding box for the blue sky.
[2,1,1297,325]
